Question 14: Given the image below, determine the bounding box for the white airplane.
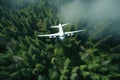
[37,23,84,39]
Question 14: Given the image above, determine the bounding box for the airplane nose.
[59,36,64,40]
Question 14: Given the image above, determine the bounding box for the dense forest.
[0,0,120,80]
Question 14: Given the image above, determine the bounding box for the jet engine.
[49,36,56,38]
[67,33,74,36]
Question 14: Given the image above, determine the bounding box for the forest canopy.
[0,0,120,80]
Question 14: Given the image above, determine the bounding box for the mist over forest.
[58,0,120,40]
[0,0,120,80]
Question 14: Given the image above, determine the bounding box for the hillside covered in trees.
[0,0,120,80]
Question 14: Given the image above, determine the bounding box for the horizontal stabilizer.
[61,23,69,26]
[51,26,59,28]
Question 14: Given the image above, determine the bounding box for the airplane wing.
[37,33,60,38]
[61,23,69,26]
[65,30,84,36]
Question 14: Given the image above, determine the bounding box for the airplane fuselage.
[58,24,65,39]
[58,24,64,37]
